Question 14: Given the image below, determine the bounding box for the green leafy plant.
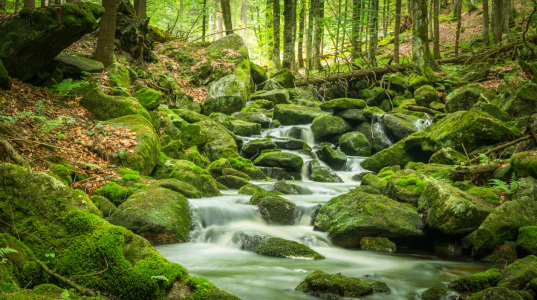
[117,150,127,160]
[478,153,489,164]
[151,275,169,283]
[0,246,18,264]
[51,78,89,95]
[489,173,521,196]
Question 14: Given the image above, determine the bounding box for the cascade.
[371,114,393,146]
[415,118,433,131]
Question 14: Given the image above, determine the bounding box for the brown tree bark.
[306,0,315,69]
[312,0,324,70]
[394,0,401,63]
[297,0,306,68]
[492,0,502,44]
[454,0,462,56]
[433,0,440,59]
[282,0,297,70]
[273,0,281,71]
[482,0,490,46]
[221,0,233,35]
[412,0,439,77]
[266,0,274,60]
[94,0,117,67]
[351,0,362,61]
[241,0,248,38]
[23,0,35,8]
[368,0,379,67]
[201,0,207,42]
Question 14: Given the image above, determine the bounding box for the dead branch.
[36,259,98,297]
[463,135,533,166]
[0,138,27,166]
[405,105,444,115]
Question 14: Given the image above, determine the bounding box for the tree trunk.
[140,0,146,19]
[221,0,233,35]
[341,0,348,67]
[266,0,274,62]
[407,0,413,20]
[492,0,502,44]
[282,0,297,70]
[14,0,20,12]
[428,0,433,40]
[482,0,489,46]
[23,0,34,8]
[306,0,315,69]
[215,0,223,40]
[394,0,401,63]
[312,0,324,70]
[241,0,248,39]
[433,0,440,59]
[412,0,439,77]
[40,0,46,8]
[273,0,281,71]
[381,0,387,38]
[94,0,117,68]
[298,0,306,68]
[351,0,362,60]
[368,0,379,67]
[0,0,6,11]
[134,0,140,17]
[202,0,207,42]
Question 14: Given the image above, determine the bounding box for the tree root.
[0,137,27,166]
[35,259,99,297]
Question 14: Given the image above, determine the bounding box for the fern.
[60,289,71,300]
[151,275,169,282]
[0,246,18,265]
[510,173,521,195]
[51,78,89,95]
[478,153,489,164]
[489,179,510,193]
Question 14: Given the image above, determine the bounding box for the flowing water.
[155,122,489,300]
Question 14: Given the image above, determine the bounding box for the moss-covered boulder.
[388,72,408,92]
[241,138,277,158]
[207,158,233,175]
[314,186,421,247]
[467,287,525,300]
[222,168,251,179]
[273,181,301,194]
[465,177,537,258]
[421,286,447,300]
[317,145,347,170]
[385,170,427,204]
[445,84,488,113]
[360,237,396,253]
[93,182,141,206]
[296,270,373,299]
[408,74,429,91]
[361,110,521,172]
[462,62,491,82]
[248,89,290,105]
[206,34,249,57]
[339,132,372,156]
[414,85,439,107]
[0,163,193,299]
[511,151,537,178]
[319,98,366,112]
[253,237,324,259]
[159,178,203,198]
[250,193,297,225]
[429,147,468,165]
[268,68,295,88]
[0,59,10,89]
[273,104,330,125]
[54,54,104,76]
[311,115,352,142]
[231,119,261,136]
[91,195,116,218]
[335,108,372,125]
[355,121,392,153]
[383,113,423,142]
[216,175,250,189]
[231,111,271,128]
[497,255,537,290]
[517,226,537,256]
[238,183,267,195]
[448,268,503,292]
[108,187,192,243]
[250,61,267,84]
[253,151,303,172]
[107,114,160,175]
[0,2,104,81]
[274,137,311,150]
[80,87,151,121]
[495,82,537,118]
[308,160,343,183]
[418,178,493,236]
[134,86,163,110]
[360,173,388,192]
[153,158,221,196]
[203,73,249,115]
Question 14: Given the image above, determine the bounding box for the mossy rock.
[494,82,537,118]
[339,132,372,156]
[159,178,203,198]
[253,237,324,259]
[274,137,311,151]
[314,186,421,248]
[468,287,525,300]
[54,54,104,76]
[429,147,467,165]
[355,122,392,153]
[108,63,132,90]
[207,158,233,175]
[273,104,330,125]
[0,59,11,89]
[134,86,163,110]
[408,74,429,91]
[49,163,73,186]
[203,72,249,115]
[183,146,210,168]
[497,255,537,290]
[248,89,290,105]
[445,84,489,113]
[361,110,521,172]
[317,145,347,170]
[231,120,261,136]
[152,158,221,197]
[238,184,266,195]
[273,181,301,195]
[118,167,141,182]
[473,99,511,122]
[360,173,387,193]
[481,242,518,263]
[80,87,151,121]
[250,61,267,84]
[183,276,241,300]
[91,195,116,218]
[250,193,297,225]
[231,111,271,128]
[383,113,423,142]
[421,286,447,300]
[388,72,408,92]
[320,98,366,111]
[517,226,537,256]
[335,108,372,125]
[448,268,503,292]
[311,115,352,142]
[296,270,373,298]
[268,68,295,88]
[222,168,251,180]
[108,186,193,243]
[107,114,160,175]
[385,170,427,204]
[216,175,250,189]
[360,237,396,253]
[253,151,303,172]
[414,85,439,107]
[241,138,277,158]
[93,182,141,206]
[0,164,189,299]
[308,160,343,183]
[510,151,537,178]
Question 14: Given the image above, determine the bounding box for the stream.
[155,120,490,300]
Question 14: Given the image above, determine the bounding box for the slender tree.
[433,0,440,59]
[241,0,248,39]
[394,0,401,63]
[312,0,324,70]
[350,0,362,61]
[334,0,342,65]
[134,0,147,19]
[368,0,379,67]
[266,0,274,62]
[454,0,462,55]
[95,0,117,68]
[482,0,489,46]
[201,0,207,42]
[273,0,281,71]
[306,0,315,69]
[297,0,306,68]
[23,0,34,8]
[215,0,223,40]
[221,0,233,35]
[282,0,297,70]
[412,0,439,77]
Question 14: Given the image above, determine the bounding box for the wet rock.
[238,183,267,195]
[385,170,427,204]
[232,232,266,251]
[429,147,467,165]
[267,68,295,89]
[355,122,392,153]
[296,270,373,298]
[258,166,299,180]
[273,181,302,195]
[253,237,324,259]
[494,82,537,118]
[510,151,537,178]
[222,168,251,180]
[517,226,537,256]
[383,113,422,142]
[317,145,347,170]
[421,286,447,300]
[467,287,526,300]
[253,151,303,172]
[159,178,203,198]
[232,111,271,128]
[448,268,503,292]
[360,237,396,253]
[273,104,330,125]
[339,132,372,156]
[274,138,310,150]
[153,158,221,197]
[414,85,439,108]
[250,193,297,225]
[335,108,372,125]
[109,186,192,243]
[250,61,267,84]
[91,195,116,218]
[248,89,290,105]
[311,115,352,142]
[241,138,277,158]
[231,120,261,136]
[308,160,343,183]
[216,175,250,189]
[320,98,366,112]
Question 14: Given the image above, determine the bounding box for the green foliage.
[150,275,169,283]
[489,173,520,196]
[51,78,89,95]
[0,246,18,264]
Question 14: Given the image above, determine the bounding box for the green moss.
[517,226,537,256]
[250,192,296,225]
[49,163,72,186]
[208,158,233,175]
[360,237,396,253]
[118,168,141,182]
[448,268,503,292]
[296,270,373,298]
[135,87,163,110]
[395,175,427,194]
[152,159,221,197]
[185,277,240,300]
[421,286,447,300]
[238,184,266,195]
[94,182,140,205]
[253,237,324,259]
[467,186,500,205]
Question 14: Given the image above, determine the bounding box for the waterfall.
[371,114,393,146]
[415,118,433,131]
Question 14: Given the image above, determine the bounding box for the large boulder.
[339,132,372,156]
[445,84,488,113]
[511,151,537,178]
[498,255,537,290]
[206,34,249,58]
[153,158,221,197]
[465,177,537,258]
[159,178,203,198]
[296,270,373,299]
[414,85,439,108]
[108,186,192,243]
[273,104,330,125]
[248,89,290,105]
[250,62,267,84]
[241,138,278,157]
[203,72,249,115]
[0,2,104,81]
[361,110,522,172]
[335,108,372,125]
[134,86,163,110]
[308,160,343,183]
[418,178,494,236]
[355,122,392,153]
[253,151,303,172]
[231,111,271,128]
[107,114,160,175]
[0,163,189,299]
[314,186,422,247]
[317,145,347,170]
[231,120,261,136]
[319,98,366,112]
[53,54,104,77]
[81,87,151,121]
[495,82,537,118]
[384,170,427,204]
[253,237,324,259]
[267,68,295,88]
[448,268,503,292]
[311,115,352,142]
[383,113,423,142]
[250,193,298,225]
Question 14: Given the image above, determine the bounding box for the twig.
[461,143,471,163]
[36,259,97,297]
[70,257,108,280]
[463,135,533,166]
[4,137,80,152]
[0,138,28,166]
[405,105,443,115]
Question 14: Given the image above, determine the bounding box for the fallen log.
[463,135,533,166]
[0,137,27,166]
[294,56,467,86]
[405,105,444,115]
[449,163,499,184]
